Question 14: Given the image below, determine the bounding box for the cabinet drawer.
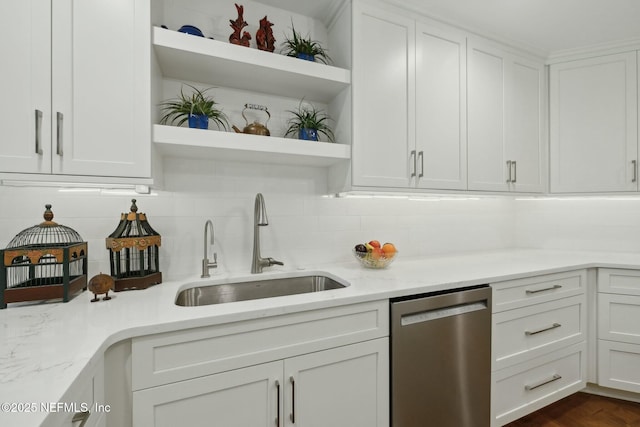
[598,268,640,295]
[598,293,640,344]
[493,295,585,370]
[492,342,586,427]
[132,301,388,391]
[492,270,586,312]
[598,340,640,393]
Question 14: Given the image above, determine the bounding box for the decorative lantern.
[106,199,162,291]
[0,205,88,309]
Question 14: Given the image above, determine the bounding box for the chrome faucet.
[251,193,283,274]
[201,219,218,278]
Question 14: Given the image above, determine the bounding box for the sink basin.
[175,274,347,306]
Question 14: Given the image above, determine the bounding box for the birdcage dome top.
[6,204,83,249]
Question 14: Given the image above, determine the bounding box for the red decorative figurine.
[256,16,275,52]
[229,3,251,47]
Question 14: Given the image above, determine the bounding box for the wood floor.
[505,392,640,427]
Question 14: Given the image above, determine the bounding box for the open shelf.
[153,125,351,167]
[153,26,351,103]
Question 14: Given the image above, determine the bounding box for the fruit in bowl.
[353,241,397,268]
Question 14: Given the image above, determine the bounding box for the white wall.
[515,196,640,252]
[0,158,515,281]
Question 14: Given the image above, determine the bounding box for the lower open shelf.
[153,125,351,167]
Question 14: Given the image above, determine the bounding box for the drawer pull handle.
[290,376,296,424]
[275,380,280,427]
[525,323,561,336]
[526,284,562,295]
[35,109,43,155]
[56,112,64,156]
[524,374,562,391]
[71,410,91,427]
[410,150,417,178]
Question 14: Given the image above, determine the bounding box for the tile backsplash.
[0,158,516,281]
[5,157,639,283]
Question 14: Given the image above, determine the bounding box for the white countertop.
[4,248,640,426]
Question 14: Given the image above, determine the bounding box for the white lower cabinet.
[131,301,389,427]
[492,342,586,426]
[44,356,106,427]
[490,270,587,426]
[598,340,640,393]
[597,269,640,394]
[133,339,388,427]
[134,361,281,427]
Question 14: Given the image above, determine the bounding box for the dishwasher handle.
[400,300,488,326]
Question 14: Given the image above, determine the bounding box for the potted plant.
[281,23,332,64]
[159,85,229,130]
[284,101,336,143]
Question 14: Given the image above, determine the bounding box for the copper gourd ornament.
[88,273,114,302]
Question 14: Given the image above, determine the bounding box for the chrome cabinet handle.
[506,160,512,183]
[525,323,561,336]
[410,150,416,178]
[71,410,91,427]
[525,284,562,295]
[633,160,637,183]
[512,161,517,183]
[275,380,280,427]
[525,374,562,391]
[56,112,63,156]
[35,110,43,155]
[418,151,424,178]
[289,376,296,424]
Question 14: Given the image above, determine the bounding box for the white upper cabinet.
[468,38,544,193]
[351,1,415,188]
[550,52,638,193]
[507,56,545,193]
[0,0,151,180]
[468,39,508,191]
[415,22,467,190]
[351,1,467,190]
[52,0,151,178]
[0,0,51,174]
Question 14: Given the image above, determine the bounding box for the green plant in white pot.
[159,85,228,130]
[284,101,335,143]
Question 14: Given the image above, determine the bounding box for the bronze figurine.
[256,16,275,52]
[229,3,251,47]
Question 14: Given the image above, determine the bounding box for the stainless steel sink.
[175,275,347,306]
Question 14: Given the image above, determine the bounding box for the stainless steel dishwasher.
[390,285,492,427]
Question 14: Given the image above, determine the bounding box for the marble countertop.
[4,248,640,426]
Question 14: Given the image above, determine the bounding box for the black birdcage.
[106,199,162,291]
[0,204,88,309]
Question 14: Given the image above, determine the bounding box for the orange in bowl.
[382,243,397,257]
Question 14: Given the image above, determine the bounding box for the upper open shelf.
[153,26,351,103]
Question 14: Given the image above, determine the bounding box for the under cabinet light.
[327,192,484,201]
[1,180,152,194]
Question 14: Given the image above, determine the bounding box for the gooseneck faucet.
[201,219,218,278]
[251,193,283,274]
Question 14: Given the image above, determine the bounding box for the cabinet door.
[550,52,638,193]
[52,0,150,178]
[415,22,467,190]
[467,38,509,191]
[133,361,282,427]
[352,2,415,188]
[598,340,640,394]
[507,56,544,193]
[284,339,388,427]
[0,0,51,173]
